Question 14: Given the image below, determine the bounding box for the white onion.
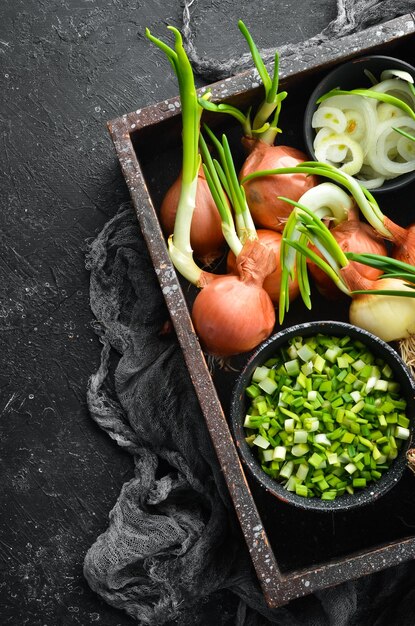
[356,164,385,189]
[349,278,415,342]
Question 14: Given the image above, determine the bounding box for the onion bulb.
[160,166,225,265]
[309,208,387,299]
[227,229,299,304]
[384,217,415,267]
[349,277,415,342]
[192,240,276,356]
[239,140,319,231]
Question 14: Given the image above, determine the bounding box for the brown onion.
[160,166,225,265]
[192,240,276,356]
[384,218,415,267]
[309,208,387,299]
[239,140,319,231]
[227,229,299,304]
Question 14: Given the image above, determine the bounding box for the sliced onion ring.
[376,120,415,175]
[380,69,414,84]
[397,135,415,161]
[314,132,364,176]
[312,106,347,132]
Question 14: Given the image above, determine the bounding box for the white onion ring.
[312,106,347,132]
[370,78,415,109]
[375,118,415,175]
[377,102,403,122]
[314,132,364,175]
[397,135,415,161]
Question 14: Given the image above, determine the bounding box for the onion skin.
[239,140,319,231]
[384,217,415,267]
[309,208,387,299]
[227,229,299,304]
[160,167,225,265]
[192,240,276,356]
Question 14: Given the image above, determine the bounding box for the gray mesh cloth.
[84,1,415,623]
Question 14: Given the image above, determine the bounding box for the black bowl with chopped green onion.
[231,321,415,511]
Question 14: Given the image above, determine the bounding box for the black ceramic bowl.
[303,55,415,194]
[230,321,415,512]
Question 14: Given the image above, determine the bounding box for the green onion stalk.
[279,199,415,375]
[199,20,288,146]
[200,126,256,249]
[147,27,221,286]
[198,21,318,231]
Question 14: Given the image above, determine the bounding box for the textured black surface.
[0,1,392,625]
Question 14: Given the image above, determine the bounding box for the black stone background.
[0,1,341,624]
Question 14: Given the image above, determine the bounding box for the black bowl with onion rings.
[304,55,415,193]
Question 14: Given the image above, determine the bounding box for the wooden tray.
[108,14,415,607]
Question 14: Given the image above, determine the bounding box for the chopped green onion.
[244,333,410,500]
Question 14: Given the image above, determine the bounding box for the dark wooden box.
[108,14,415,607]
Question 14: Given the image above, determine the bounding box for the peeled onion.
[239,140,318,231]
[349,277,415,342]
[160,166,225,265]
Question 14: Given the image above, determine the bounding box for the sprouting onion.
[200,126,299,305]
[295,161,415,268]
[241,161,391,238]
[198,20,317,231]
[286,182,386,300]
[279,199,415,372]
[148,27,277,358]
[159,166,225,266]
[241,160,415,268]
[244,333,410,499]
[200,126,256,247]
[199,20,288,145]
[146,27,215,287]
